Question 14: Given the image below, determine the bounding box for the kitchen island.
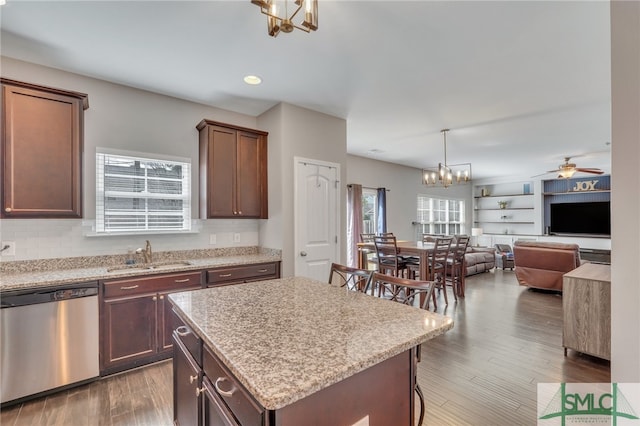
[169,276,453,426]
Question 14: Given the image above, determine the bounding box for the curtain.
[346,184,363,267]
[376,187,387,234]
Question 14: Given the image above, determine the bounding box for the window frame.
[95,149,192,235]
[416,195,466,237]
[362,188,378,235]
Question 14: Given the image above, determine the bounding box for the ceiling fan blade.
[575,168,604,174]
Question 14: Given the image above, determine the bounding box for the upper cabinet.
[197,120,268,219]
[1,78,88,219]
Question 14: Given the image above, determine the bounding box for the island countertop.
[169,276,454,411]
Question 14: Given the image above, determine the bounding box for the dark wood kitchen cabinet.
[206,262,280,287]
[197,120,268,219]
[100,271,202,375]
[1,78,88,218]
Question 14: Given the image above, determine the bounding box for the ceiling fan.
[539,156,605,179]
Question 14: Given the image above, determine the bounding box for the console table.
[562,263,611,360]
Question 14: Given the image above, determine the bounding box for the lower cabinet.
[172,309,261,426]
[207,262,280,286]
[100,271,202,375]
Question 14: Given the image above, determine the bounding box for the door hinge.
[335,235,338,243]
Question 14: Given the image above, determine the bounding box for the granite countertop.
[169,277,454,411]
[0,251,281,291]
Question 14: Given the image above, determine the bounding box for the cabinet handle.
[174,278,190,283]
[175,326,190,337]
[219,273,232,278]
[189,374,198,384]
[5,207,11,213]
[257,269,268,273]
[214,377,235,398]
[120,285,139,290]
[196,387,205,397]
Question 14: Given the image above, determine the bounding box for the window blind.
[96,152,191,233]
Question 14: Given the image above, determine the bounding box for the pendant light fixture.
[251,0,318,37]
[422,129,472,188]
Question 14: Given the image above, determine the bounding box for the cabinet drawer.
[172,311,202,367]
[203,346,263,426]
[103,271,202,298]
[207,263,278,285]
[203,376,240,426]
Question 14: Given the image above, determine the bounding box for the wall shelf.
[474,221,534,224]
[475,207,533,211]
[543,190,610,196]
[474,193,533,199]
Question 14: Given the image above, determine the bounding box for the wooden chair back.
[371,272,436,310]
[328,263,373,293]
[428,237,453,280]
[373,235,405,275]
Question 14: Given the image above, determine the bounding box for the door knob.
[300,251,307,257]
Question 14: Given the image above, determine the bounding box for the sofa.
[512,240,582,291]
[464,246,496,276]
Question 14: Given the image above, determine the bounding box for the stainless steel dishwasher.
[1,281,100,405]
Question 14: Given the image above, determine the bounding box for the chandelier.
[422,129,472,188]
[251,0,318,37]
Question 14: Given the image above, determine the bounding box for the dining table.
[357,239,467,298]
[358,240,434,282]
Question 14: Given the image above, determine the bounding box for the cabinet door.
[102,294,157,368]
[206,125,237,217]
[236,131,266,218]
[173,335,202,426]
[1,80,86,218]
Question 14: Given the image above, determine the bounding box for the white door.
[294,157,340,281]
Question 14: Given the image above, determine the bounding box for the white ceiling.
[0,0,612,180]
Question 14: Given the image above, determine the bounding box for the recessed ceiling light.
[243,75,262,85]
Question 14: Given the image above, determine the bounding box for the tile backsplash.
[0,218,260,261]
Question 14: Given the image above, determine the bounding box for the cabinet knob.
[159,295,164,300]
[238,211,242,215]
[4,207,11,213]
[152,296,157,301]
[189,374,198,384]
[196,387,205,397]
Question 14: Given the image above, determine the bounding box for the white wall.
[346,154,473,241]
[0,57,262,260]
[610,0,640,382]
[258,103,347,276]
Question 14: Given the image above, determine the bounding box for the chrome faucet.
[136,240,153,264]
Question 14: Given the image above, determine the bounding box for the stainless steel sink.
[107,260,192,273]
[147,260,192,270]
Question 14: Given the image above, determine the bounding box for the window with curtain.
[96,151,191,234]
[362,188,378,234]
[416,195,465,237]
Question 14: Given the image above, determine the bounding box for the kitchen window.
[96,150,191,234]
[416,195,465,237]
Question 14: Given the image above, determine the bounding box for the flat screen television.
[549,201,611,237]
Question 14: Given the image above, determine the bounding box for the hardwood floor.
[2,269,610,425]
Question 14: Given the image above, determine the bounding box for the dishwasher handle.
[1,282,99,308]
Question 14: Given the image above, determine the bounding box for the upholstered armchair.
[494,244,514,270]
[513,241,582,291]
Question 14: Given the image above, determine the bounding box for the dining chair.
[359,233,378,270]
[328,263,373,293]
[446,235,470,298]
[373,235,408,278]
[407,236,453,306]
[370,272,436,426]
